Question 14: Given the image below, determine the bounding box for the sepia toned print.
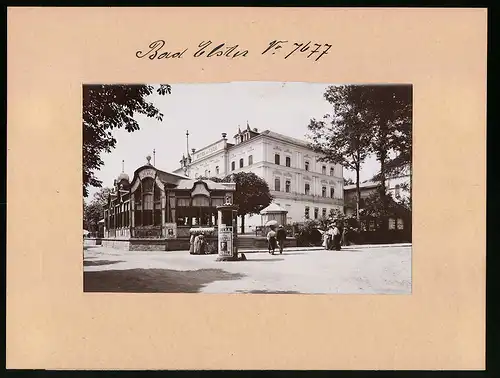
[83,82,412,294]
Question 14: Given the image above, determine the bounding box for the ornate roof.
[260,202,288,214]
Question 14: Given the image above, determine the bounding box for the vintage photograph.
[83,82,412,294]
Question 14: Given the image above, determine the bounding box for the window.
[275,154,280,165]
[239,158,244,168]
[215,166,219,174]
[397,218,404,230]
[192,195,210,207]
[285,180,291,193]
[330,167,334,176]
[231,161,235,171]
[304,183,310,195]
[395,184,401,199]
[329,208,335,217]
[330,187,335,198]
[305,161,309,171]
[322,208,327,218]
[322,186,326,197]
[248,155,253,165]
[134,190,142,226]
[143,193,154,226]
[314,207,319,219]
[274,177,281,191]
[285,156,291,167]
[305,206,310,219]
[322,165,326,175]
[124,202,130,227]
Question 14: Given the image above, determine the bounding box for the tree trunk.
[355,163,361,223]
[240,215,245,234]
[377,114,389,231]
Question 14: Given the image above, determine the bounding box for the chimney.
[222,133,227,140]
[191,148,196,154]
[253,128,258,132]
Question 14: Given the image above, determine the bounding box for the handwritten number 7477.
[262,40,332,61]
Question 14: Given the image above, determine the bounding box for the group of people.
[190,233,209,255]
[266,225,287,255]
[322,221,344,251]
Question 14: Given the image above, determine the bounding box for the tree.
[83,187,112,235]
[307,85,374,221]
[225,172,273,233]
[362,85,412,206]
[83,84,172,197]
[83,201,103,235]
[196,173,273,233]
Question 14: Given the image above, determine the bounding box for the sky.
[86,82,379,200]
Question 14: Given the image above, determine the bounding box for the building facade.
[173,125,344,231]
[101,156,236,250]
[343,169,411,242]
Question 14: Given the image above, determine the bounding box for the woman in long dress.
[194,234,202,254]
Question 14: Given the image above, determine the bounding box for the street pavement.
[83,244,412,294]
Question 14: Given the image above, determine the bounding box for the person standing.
[276,225,286,254]
[267,227,277,255]
[341,225,349,246]
[326,224,335,250]
[332,222,341,251]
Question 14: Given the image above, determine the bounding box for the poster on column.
[218,226,233,257]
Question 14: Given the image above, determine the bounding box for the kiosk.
[216,203,239,261]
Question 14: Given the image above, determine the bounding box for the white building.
[343,166,411,218]
[173,125,344,232]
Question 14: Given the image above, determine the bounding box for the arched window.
[231,161,235,171]
[322,186,326,197]
[322,166,326,175]
[248,155,253,165]
[305,161,309,171]
[215,166,220,174]
[330,167,334,176]
[330,187,335,198]
[192,195,210,207]
[239,158,244,168]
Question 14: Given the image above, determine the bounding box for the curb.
[238,243,411,254]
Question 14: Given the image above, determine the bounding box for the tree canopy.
[83,84,171,197]
[197,172,273,233]
[83,187,111,233]
[198,172,273,216]
[307,85,374,220]
[307,84,412,220]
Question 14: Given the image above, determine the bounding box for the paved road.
[83,245,411,294]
